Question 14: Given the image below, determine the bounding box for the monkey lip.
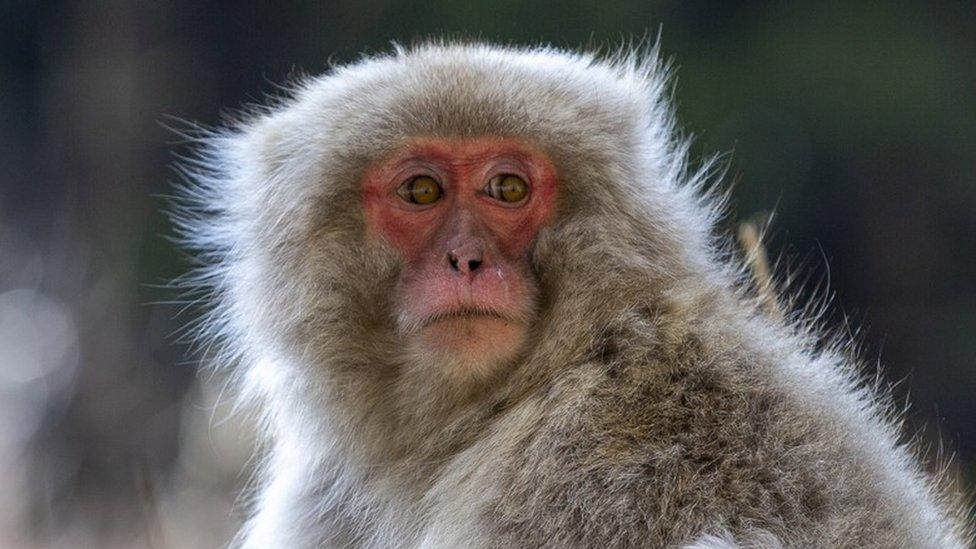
[420,307,514,328]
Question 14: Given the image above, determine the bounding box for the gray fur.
[172,42,972,548]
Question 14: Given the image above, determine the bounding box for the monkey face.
[361,136,559,381]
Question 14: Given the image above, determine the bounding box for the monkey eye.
[484,174,529,204]
[396,175,443,205]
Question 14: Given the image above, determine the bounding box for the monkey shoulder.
[473,311,958,547]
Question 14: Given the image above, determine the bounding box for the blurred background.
[1,1,973,547]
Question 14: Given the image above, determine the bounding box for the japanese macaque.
[174,43,972,547]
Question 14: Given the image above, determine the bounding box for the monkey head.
[181,43,706,410]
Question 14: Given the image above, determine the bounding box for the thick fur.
[172,42,972,547]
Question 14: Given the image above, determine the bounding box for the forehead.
[373,137,543,168]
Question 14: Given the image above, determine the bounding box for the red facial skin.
[362,137,558,369]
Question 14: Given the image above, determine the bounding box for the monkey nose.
[447,249,484,275]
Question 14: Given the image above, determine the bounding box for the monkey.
[172,42,972,548]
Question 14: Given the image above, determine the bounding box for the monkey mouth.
[420,308,512,328]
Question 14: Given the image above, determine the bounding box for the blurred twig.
[737,219,783,322]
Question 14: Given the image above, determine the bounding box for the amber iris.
[485,174,529,204]
[397,175,443,205]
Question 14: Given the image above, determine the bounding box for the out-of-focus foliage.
[0,1,973,547]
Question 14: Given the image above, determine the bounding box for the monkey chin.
[411,315,527,386]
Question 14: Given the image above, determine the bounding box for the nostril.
[447,251,483,274]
